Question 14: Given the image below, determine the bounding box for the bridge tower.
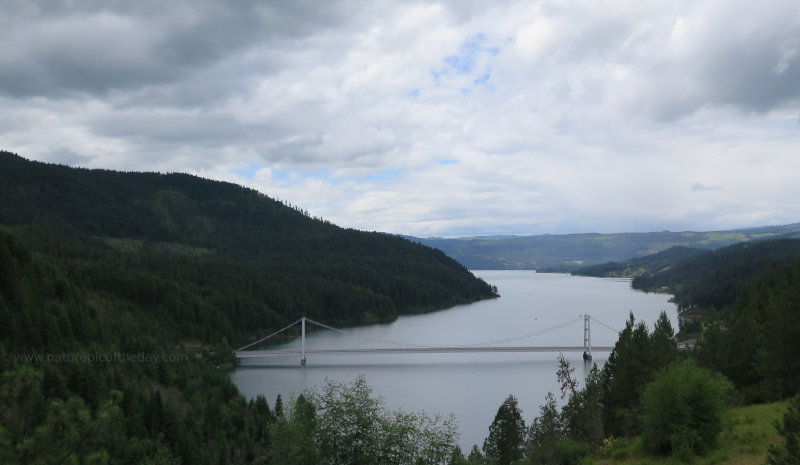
[301,317,307,366]
[583,314,592,361]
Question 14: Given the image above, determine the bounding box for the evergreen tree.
[447,447,468,465]
[267,394,319,465]
[600,312,677,437]
[649,311,677,368]
[466,445,485,465]
[525,392,562,465]
[483,394,526,465]
[560,363,604,447]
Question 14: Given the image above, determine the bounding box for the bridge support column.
[301,317,307,366]
[583,314,592,361]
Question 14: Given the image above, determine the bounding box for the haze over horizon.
[2,1,799,238]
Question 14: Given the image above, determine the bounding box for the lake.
[230,270,677,452]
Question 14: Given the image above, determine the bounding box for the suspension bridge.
[235,314,620,365]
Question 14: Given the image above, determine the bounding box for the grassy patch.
[594,401,787,465]
[715,402,787,464]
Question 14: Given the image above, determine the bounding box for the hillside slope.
[0,151,496,346]
[631,238,800,313]
[573,245,704,278]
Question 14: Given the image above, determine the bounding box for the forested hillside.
[0,229,268,464]
[0,150,499,464]
[0,151,496,346]
[572,245,703,278]
[571,237,800,404]
[630,239,800,313]
[621,238,800,403]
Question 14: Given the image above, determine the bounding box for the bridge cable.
[305,315,585,349]
[304,317,433,348]
[589,316,620,334]
[460,315,585,347]
[237,318,303,352]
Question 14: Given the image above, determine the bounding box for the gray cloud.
[1,0,799,237]
[0,0,350,100]
[641,1,800,119]
[691,182,722,192]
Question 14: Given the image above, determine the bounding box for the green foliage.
[0,227,279,464]
[600,312,678,438]
[313,376,383,464]
[574,246,703,278]
[584,401,786,465]
[519,357,603,465]
[631,238,800,313]
[560,362,604,447]
[483,394,526,465]
[640,359,734,457]
[447,446,468,465]
[525,392,563,465]
[267,394,319,465]
[553,438,590,465]
[596,436,640,461]
[466,445,485,464]
[766,394,800,465]
[311,375,459,465]
[694,260,800,402]
[0,151,499,463]
[0,238,463,465]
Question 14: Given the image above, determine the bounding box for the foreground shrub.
[641,359,733,456]
[766,394,800,465]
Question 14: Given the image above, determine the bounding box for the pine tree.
[526,392,562,465]
[483,395,526,465]
[466,445,484,465]
[649,311,677,369]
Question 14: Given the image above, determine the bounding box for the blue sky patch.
[433,33,497,91]
[474,71,491,86]
[233,164,262,179]
[364,168,404,182]
[444,33,487,74]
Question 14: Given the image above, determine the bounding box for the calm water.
[231,270,677,451]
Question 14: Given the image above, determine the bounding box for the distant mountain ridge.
[413,225,800,270]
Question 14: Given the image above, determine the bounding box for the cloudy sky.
[2,0,799,237]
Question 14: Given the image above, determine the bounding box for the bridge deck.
[236,346,614,357]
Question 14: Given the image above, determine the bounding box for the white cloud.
[1,0,799,237]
